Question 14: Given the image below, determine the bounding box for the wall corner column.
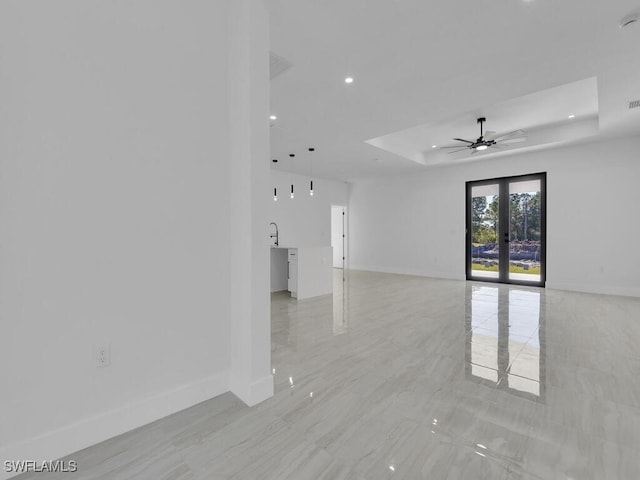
[228,0,273,406]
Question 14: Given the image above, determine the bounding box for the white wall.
[269,170,349,247]
[0,1,271,477]
[349,136,640,297]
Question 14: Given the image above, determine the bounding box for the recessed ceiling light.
[432,145,437,148]
[270,115,277,120]
[344,77,354,84]
[568,114,575,119]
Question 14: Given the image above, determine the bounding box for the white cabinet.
[269,248,288,292]
[269,246,332,300]
[300,246,332,299]
[287,249,298,297]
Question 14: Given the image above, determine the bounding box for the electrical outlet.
[96,344,111,368]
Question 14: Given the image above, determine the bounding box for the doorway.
[331,205,346,268]
[466,173,546,287]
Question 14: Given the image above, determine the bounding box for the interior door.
[466,173,546,287]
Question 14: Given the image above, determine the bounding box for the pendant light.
[272,158,278,201]
[308,147,315,196]
[289,154,295,199]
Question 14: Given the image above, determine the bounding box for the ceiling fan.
[441,117,526,154]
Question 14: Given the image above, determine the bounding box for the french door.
[466,173,546,287]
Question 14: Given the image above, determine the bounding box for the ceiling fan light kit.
[440,117,527,155]
[619,13,638,29]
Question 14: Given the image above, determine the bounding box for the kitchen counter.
[270,246,333,299]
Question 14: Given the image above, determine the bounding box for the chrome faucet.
[269,222,279,246]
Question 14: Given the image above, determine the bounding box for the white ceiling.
[269,0,640,181]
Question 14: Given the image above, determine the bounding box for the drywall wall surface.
[269,170,349,247]
[349,136,640,297]
[0,1,271,477]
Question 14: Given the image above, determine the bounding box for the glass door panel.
[469,183,500,280]
[467,173,545,287]
[508,179,542,283]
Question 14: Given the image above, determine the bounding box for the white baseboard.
[348,264,465,281]
[230,374,274,407]
[0,372,229,480]
[546,281,640,298]
[348,266,640,298]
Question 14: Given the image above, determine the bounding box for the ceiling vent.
[270,52,293,80]
[629,100,640,109]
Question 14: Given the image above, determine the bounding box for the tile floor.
[13,270,640,479]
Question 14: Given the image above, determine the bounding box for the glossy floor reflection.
[270,270,640,479]
[15,270,640,479]
[466,285,544,400]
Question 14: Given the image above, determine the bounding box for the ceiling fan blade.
[453,137,474,144]
[447,148,470,154]
[484,131,497,141]
[498,136,527,145]
[441,145,470,149]
[493,129,525,142]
